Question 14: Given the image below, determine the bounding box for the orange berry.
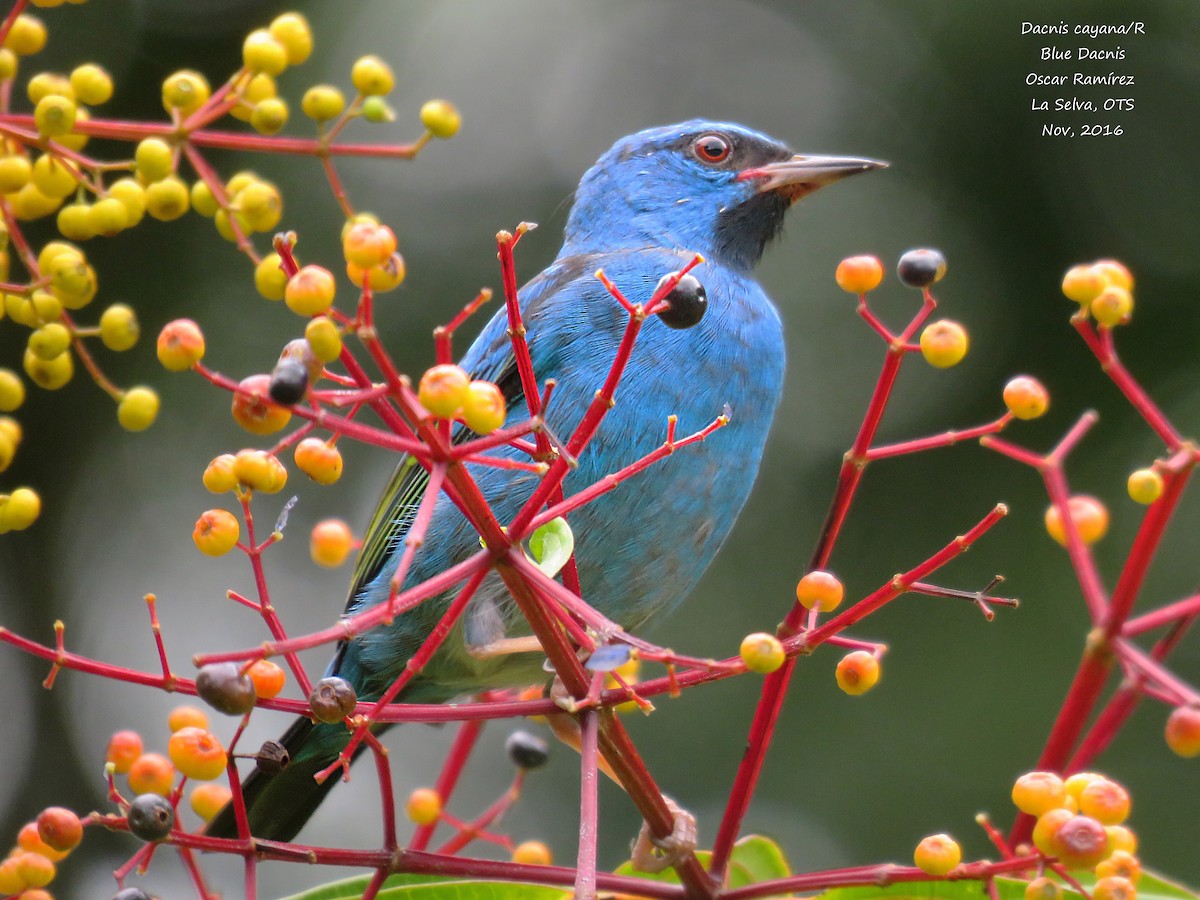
[1044,495,1108,546]
[835,255,884,294]
[913,833,961,876]
[1012,771,1068,816]
[231,373,292,435]
[342,220,397,268]
[739,632,785,674]
[1063,771,1102,802]
[1096,850,1142,885]
[1026,876,1063,900]
[18,821,67,861]
[202,454,239,494]
[167,705,208,733]
[189,782,232,823]
[12,852,53,889]
[346,251,406,291]
[795,570,844,611]
[193,508,240,557]
[294,437,343,485]
[233,448,287,493]
[168,726,228,781]
[1106,825,1138,856]
[35,807,82,854]
[418,364,470,418]
[1003,376,1050,420]
[246,659,286,699]
[1051,814,1110,869]
[105,730,144,774]
[156,318,205,371]
[462,380,506,434]
[405,787,442,825]
[0,858,24,895]
[512,840,553,866]
[1093,876,1137,900]
[835,650,880,696]
[127,752,175,796]
[1062,264,1108,305]
[284,264,336,316]
[1079,777,1130,825]
[1164,706,1200,757]
[1091,286,1133,327]
[311,518,354,567]
[920,319,969,368]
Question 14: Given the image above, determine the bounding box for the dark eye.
[693,133,731,165]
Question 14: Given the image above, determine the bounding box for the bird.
[208,120,884,842]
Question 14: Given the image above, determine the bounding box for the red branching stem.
[864,414,1012,461]
[576,709,601,900]
[1073,317,1185,449]
[320,155,355,219]
[434,773,523,855]
[409,719,485,851]
[435,288,494,365]
[361,868,388,900]
[979,435,1046,468]
[363,730,398,850]
[384,462,447,620]
[722,856,1038,900]
[181,143,258,261]
[0,0,28,47]
[1123,593,1200,637]
[496,231,546,438]
[144,594,176,689]
[1113,638,1200,706]
[1103,461,1193,638]
[178,845,218,900]
[975,813,1015,860]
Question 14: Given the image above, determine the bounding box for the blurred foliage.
[1,0,1198,896]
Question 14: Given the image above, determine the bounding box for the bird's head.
[564,120,885,270]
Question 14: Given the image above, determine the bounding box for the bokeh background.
[1,0,1199,896]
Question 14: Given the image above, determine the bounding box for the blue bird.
[209,120,883,842]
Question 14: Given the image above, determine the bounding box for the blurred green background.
[1,0,1198,896]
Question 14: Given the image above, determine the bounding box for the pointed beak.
[738,154,888,201]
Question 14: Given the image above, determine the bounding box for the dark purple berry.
[655,272,707,329]
[897,248,947,288]
[309,676,357,724]
[268,358,309,405]
[255,739,291,774]
[505,730,550,769]
[195,662,257,716]
[127,793,174,842]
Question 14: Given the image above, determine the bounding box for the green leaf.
[527,517,574,578]
[277,871,570,900]
[609,835,791,891]
[823,879,991,900]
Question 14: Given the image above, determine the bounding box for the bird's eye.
[693,134,731,165]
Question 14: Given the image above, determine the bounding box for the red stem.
[576,709,600,900]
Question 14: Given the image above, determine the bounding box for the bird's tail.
[206,716,373,842]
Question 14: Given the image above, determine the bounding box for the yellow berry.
[193,508,240,556]
[87,196,129,236]
[1091,286,1133,327]
[1032,807,1074,856]
[0,431,14,474]
[311,518,353,567]
[99,303,139,351]
[190,179,219,217]
[243,29,289,76]
[294,437,343,485]
[189,783,232,823]
[23,346,73,389]
[1106,825,1138,856]
[144,175,190,221]
[0,48,18,79]
[8,182,62,220]
[1026,876,1063,900]
[1096,850,1142,885]
[285,265,336,316]
[1011,771,1068,816]
[511,840,553,866]
[167,705,208,732]
[835,650,880,696]
[462,380,505,434]
[135,138,174,183]
[232,448,285,493]
[913,833,961,876]
[342,220,397,268]
[405,787,442,825]
[346,251,405,292]
[302,85,345,121]
[1062,264,1108,305]
[351,54,394,96]
[1093,259,1134,291]
[1044,495,1109,546]
[117,386,159,431]
[0,486,41,531]
[161,69,210,116]
[109,178,147,227]
[12,852,54,889]
[234,179,282,231]
[4,14,47,55]
[835,255,885,294]
[157,318,205,370]
[57,104,89,151]
[31,153,78,198]
[47,255,97,309]
[0,154,32,193]
[250,96,288,135]
[305,316,342,362]
[418,365,470,418]
[1127,468,1163,505]
[739,631,785,674]
[1063,771,1102,803]
[69,63,113,105]
[919,319,969,368]
[269,12,313,65]
[254,252,288,300]
[1093,876,1137,900]
[420,99,461,139]
[795,570,844,611]
[1003,375,1050,420]
[168,726,228,780]
[202,453,238,493]
[231,72,276,122]
[27,322,71,360]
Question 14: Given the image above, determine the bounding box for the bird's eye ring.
[693,133,731,165]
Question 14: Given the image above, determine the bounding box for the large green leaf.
[823,869,1197,900]
[610,834,791,891]
[277,871,569,900]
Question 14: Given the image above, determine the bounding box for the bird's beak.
[738,154,888,202]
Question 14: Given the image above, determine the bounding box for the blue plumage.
[209,120,883,841]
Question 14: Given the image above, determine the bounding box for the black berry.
[309,676,357,724]
[505,730,550,770]
[127,793,174,842]
[896,248,947,288]
[268,358,309,405]
[655,272,707,329]
[195,662,257,716]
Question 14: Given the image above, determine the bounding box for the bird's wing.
[343,254,598,614]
